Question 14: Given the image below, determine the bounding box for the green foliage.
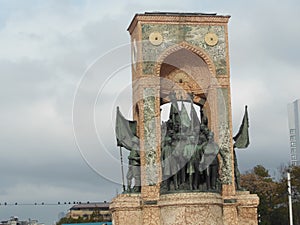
[241,165,300,225]
[90,210,105,222]
[290,166,300,194]
[56,217,85,225]
[253,165,271,178]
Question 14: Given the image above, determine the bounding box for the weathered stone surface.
[141,24,227,75]
[110,194,142,225]
[110,192,259,225]
[219,122,233,185]
[159,192,223,225]
[143,88,158,185]
[236,191,259,225]
[143,206,160,225]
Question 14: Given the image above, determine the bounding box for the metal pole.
[119,146,126,192]
[287,172,293,225]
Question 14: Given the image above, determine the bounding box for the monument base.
[110,191,259,225]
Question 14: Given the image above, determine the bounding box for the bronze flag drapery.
[180,101,191,128]
[233,105,250,149]
[190,102,200,131]
[168,92,181,130]
[115,106,139,151]
[189,95,200,134]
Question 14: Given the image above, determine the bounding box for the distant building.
[287,99,300,166]
[66,202,111,222]
[0,217,43,225]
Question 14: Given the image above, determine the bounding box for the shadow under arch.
[155,42,217,129]
[155,41,216,78]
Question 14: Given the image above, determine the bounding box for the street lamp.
[287,171,293,225]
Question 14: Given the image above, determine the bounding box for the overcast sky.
[0,0,299,224]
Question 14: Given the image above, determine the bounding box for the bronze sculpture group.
[116,92,249,193]
[160,92,220,193]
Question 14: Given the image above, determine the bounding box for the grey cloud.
[0,0,300,223]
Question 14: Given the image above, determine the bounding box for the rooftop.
[127,12,231,33]
[70,202,110,210]
[143,12,218,16]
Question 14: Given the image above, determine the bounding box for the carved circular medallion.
[174,72,188,83]
[149,32,163,46]
[205,33,219,46]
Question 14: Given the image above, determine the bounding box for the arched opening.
[158,47,219,193]
[159,47,212,126]
[160,101,201,123]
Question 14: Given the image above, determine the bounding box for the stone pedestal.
[236,191,260,225]
[110,194,142,225]
[159,192,223,225]
[110,191,259,225]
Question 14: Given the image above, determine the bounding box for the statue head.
[208,132,214,142]
[188,135,195,144]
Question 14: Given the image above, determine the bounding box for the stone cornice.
[128,13,231,34]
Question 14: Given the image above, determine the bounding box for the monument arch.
[111,12,259,225]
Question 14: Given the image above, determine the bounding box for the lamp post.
[287,171,293,225]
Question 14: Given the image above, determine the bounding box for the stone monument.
[110,12,259,225]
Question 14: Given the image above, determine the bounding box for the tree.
[290,166,300,197]
[276,165,300,225]
[56,216,85,225]
[241,165,300,225]
[241,165,282,225]
[253,165,271,179]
